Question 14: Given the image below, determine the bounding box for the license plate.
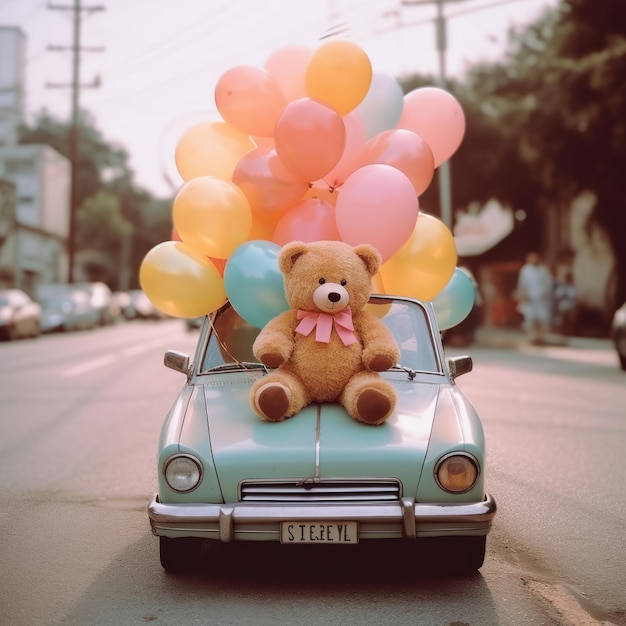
[280,521,358,544]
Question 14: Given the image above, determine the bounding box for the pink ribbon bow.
[295,308,357,346]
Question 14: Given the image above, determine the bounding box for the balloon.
[274,98,346,182]
[273,198,341,246]
[379,213,457,301]
[355,72,405,140]
[320,110,367,189]
[432,267,476,330]
[224,240,289,328]
[397,87,465,167]
[335,164,419,262]
[264,45,311,103]
[175,121,255,182]
[249,209,282,241]
[359,129,435,196]
[305,40,372,116]
[232,147,308,214]
[171,227,226,276]
[215,65,286,137]
[139,241,227,318]
[172,176,252,259]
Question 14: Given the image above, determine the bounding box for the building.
[0,26,71,296]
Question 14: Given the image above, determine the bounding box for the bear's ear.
[279,241,308,274]
[354,244,382,277]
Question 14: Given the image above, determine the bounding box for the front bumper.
[148,493,496,542]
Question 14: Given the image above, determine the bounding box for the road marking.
[63,355,117,377]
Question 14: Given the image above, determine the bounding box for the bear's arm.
[252,311,298,369]
[355,311,401,372]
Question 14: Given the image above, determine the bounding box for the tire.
[422,535,486,575]
[159,536,203,573]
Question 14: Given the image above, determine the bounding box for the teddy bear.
[250,240,400,426]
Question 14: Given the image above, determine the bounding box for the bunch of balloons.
[139,39,475,330]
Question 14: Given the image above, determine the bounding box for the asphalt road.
[0,320,624,626]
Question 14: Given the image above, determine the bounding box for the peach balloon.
[273,198,341,245]
[171,227,226,276]
[175,121,255,182]
[274,97,346,182]
[232,147,308,214]
[335,164,419,262]
[215,65,286,137]
[320,110,367,189]
[249,210,283,241]
[264,45,311,103]
[360,129,435,196]
[305,40,372,116]
[397,87,465,167]
[172,176,252,259]
[379,213,457,301]
[139,241,227,318]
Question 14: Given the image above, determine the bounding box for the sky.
[1,0,558,199]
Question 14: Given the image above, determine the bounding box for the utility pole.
[47,0,104,283]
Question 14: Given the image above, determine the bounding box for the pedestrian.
[515,251,553,345]
[553,269,577,336]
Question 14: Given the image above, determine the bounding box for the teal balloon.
[224,240,289,328]
[355,72,405,140]
[432,268,476,330]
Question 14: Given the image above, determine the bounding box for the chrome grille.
[240,479,401,502]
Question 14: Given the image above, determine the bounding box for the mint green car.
[148,296,496,574]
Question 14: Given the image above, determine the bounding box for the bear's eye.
[318,278,326,285]
[340,279,347,286]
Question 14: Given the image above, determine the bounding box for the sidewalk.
[474,325,613,351]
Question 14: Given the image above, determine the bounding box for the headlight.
[435,453,479,493]
[164,454,202,492]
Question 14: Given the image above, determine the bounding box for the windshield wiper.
[207,362,268,373]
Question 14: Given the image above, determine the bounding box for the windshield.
[200,298,441,374]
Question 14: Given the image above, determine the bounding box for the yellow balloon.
[380,213,457,301]
[139,241,227,318]
[175,121,255,182]
[173,176,252,259]
[305,40,372,116]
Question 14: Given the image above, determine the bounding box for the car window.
[200,298,440,374]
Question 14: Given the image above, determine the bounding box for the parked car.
[148,296,496,574]
[73,282,117,325]
[0,288,41,340]
[611,301,626,371]
[122,289,168,320]
[39,289,99,333]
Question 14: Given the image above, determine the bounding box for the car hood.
[200,374,441,501]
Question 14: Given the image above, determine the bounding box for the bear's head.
[278,240,382,314]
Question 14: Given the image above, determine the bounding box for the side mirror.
[164,350,190,378]
[447,355,473,380]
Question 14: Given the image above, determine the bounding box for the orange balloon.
[171,227,226,276]
[139,241,227,318]
[215,65,286,137]
[249,209,282,241]
[175,121,255,182]
[380,213,457,301]
[305,40,372,116]
[172,176,252,259]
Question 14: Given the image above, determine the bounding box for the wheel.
[159,536,203,573]
[422,535,486,575]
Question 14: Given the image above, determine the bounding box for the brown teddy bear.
[250,240,400,425]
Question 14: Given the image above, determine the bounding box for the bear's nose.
[328,292,341,303]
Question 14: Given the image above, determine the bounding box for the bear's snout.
[313,282,349,312]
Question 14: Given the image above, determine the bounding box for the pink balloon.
[215,65,286,137]
[320,110,367,189]
[274,98,346,183]
[273,198,341,245]
[397,87,465,167]
[264,45,312,104]
[360,129,435,196]
[335,164,419,262]
[232,147,308,214]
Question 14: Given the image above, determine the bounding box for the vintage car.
[611,301,626,370]
[148,296,496,574]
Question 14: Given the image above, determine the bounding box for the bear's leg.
[250,371,309,422]
[340,371,397,426]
